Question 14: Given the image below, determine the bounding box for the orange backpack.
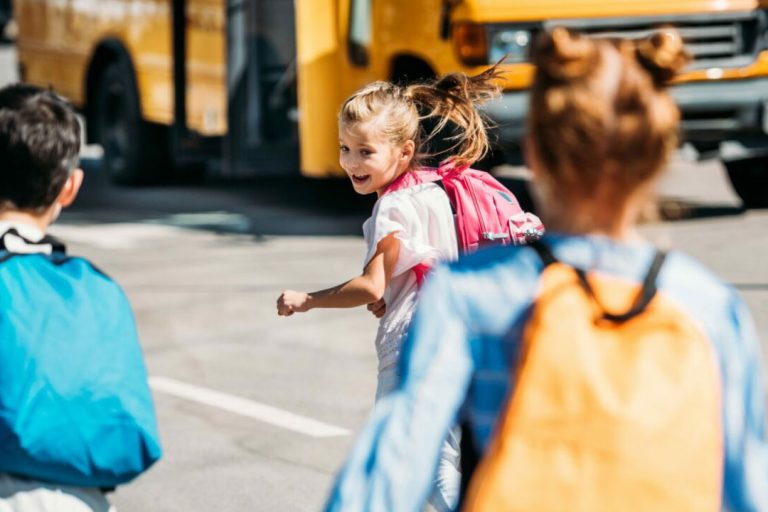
[463,242,723,512]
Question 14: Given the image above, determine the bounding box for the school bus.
[13,0,768,207]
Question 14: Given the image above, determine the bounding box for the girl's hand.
[367,298,387,319]
[277,290,311,316]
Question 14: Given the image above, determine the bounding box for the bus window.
[348,0,371,66]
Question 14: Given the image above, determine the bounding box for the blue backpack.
[0,229,161,487]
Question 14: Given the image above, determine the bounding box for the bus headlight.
[489,28,533,63]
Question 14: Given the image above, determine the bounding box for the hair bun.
[534,27,599,81]
[636,29,690,85]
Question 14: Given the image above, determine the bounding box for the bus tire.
[91,59,168,185]
[724,156,768,209]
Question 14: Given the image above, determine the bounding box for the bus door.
[224,0,299,176]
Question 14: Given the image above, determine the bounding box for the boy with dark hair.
[0,84,161,511]
[0,83,82,222]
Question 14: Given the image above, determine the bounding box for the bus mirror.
[440,0,462,39]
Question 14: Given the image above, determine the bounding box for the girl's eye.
[340,145,349,153]
[360,149,372,156]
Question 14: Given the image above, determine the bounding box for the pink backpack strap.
[382,168,442,196]
[411,261,434,288]
[380,169,447,288]
[436,160,470,176]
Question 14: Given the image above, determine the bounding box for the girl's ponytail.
[405,64,504,166]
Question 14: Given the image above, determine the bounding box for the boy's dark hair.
[0,84,81,211]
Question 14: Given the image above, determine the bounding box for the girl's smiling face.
[339,121,414,196]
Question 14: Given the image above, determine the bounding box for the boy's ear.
[56,168,84,208]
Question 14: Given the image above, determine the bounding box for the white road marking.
[50,223,185,250]
[149,376,350,438]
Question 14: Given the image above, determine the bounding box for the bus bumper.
[482,78,768,160]
[671,78,768,144]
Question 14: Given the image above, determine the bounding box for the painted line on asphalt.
[149,376,350,438]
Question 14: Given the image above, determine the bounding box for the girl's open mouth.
[351,174,370,185]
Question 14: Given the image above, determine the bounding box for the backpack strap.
[530,240,667,324]
[458,417,480,508]
[432,179,457,215]
[529,239,558,267]
[0,228,67,255]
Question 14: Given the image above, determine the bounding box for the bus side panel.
[15,0,174,125]
[376,0,535,89]
[296,0,402,177]
[120,1,174,127]
[295,0,346,177]
[16,0,227,136]
[15,0,88,106]
[186,0,227,135]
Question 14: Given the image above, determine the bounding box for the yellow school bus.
[13,0,768,206]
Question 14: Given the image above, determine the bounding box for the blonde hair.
[339,66,504,167]
[528,27,689,201]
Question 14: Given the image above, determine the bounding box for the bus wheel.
[91,60,168,184]
[724,156,768,209]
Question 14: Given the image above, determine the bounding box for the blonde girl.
[277,68,503,510]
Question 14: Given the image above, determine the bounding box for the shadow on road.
[63,159,747,240]
[656,199,746,221]
[63,159,377,238]
[496,177,749,223]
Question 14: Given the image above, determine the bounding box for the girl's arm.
[276,233,400,316]
[324,265,474,511]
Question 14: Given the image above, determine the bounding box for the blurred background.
[2,1,767,510]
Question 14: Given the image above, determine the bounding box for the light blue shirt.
[325,235,768,512]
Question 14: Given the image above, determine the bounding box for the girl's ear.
[401,140,416,162]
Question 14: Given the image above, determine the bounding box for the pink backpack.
[385,163,545,254]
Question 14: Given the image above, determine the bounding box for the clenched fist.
[277,290,311,316]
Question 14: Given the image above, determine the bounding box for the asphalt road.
[1,42,767,511]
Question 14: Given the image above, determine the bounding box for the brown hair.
[338,66,504,167]
[528,27,689,202]
[0,84,81,211]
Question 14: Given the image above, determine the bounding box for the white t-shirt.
[362,182,458,371]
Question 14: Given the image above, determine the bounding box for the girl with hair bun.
[278,65,505,511]
[324,27,768,512]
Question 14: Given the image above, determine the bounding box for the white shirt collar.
[0,220,45,241]
[0,221,50,254]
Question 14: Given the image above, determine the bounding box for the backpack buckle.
[482,232,510,241]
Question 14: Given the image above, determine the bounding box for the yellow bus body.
[15,0,225,136]
[14,0,768,179]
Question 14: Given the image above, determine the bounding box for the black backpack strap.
[530,240,667,324]
[432,179,457,216]
[574,250,666,323]
[0,228,66,254]
[458,418,479,507]
[529,239,557,267]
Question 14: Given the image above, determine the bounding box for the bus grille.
[549,12,761,70]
